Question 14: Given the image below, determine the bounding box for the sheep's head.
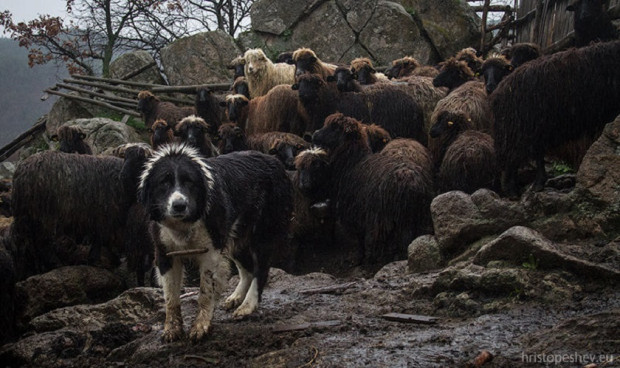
[364,124,391,153]
[195,87,213,103]
[455,47,483,74]
[150,119,173,149]
[175,115,211,150]
[385,56,420,79]
[330,66,356,92]
[294,147,330,200]
[243,48,270,76]
[292,48,320,77]
[312,113,365,152]
[232,77,250,99]
[350,57,376,85]
[508,43,541,68]
[429,111,473,139]
[433,58,475,90]
[269,137,310,170]
[217,123,246,154]
[481,56,513,94]
[137,90,158,114]
[275,51,294,64]
[221,94,249,123]
[52,125,88,153]
[567,0,605,26]
[292,73,325,103]
[227,56,245,79]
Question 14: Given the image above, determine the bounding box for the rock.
[0,162,15,180]
[15,266,125,329]
[243,0,481,66]
[473,226,620,283]
[160,30,241,86]
[0,288,161,366]
[0,243,16,344]
[431,189,527,258]
[575,115,620,235]
[407,235,443,273]
[109,50,165,85]
[46,95,95,135]
[57,118,144,154]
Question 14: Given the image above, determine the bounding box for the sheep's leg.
[532,153,547,192]
[502,164,520,199]
[160,257,184,343]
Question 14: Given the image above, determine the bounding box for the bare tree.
[1,0,254,77]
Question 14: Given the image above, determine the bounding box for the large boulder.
[54,118,144,155]
[109,50,165,85]
[160,30,242,86]
[242,0,481,65]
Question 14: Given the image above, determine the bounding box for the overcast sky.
[1,0,67,25]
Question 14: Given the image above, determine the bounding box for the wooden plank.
[271,320,341,333]
[0,117,47,162]
[72,73,167,88]
[380,313,438,325]
[44,89,141,117]
[151,83,232,93]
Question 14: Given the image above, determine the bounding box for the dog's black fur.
[139,144,293,342]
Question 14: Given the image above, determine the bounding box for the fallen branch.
[184,354,219,364]
[299,282,357,295]
[166,248,209,257]
[380,313,438,325]
[0,117,47,162]
[271,320,341,333]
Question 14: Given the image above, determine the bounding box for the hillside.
[0,38,67,148]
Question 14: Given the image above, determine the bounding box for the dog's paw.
[189,323,211,343]
[162,325,184,343]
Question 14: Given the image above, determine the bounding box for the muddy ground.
[4,259,618,368]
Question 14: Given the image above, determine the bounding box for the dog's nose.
[172,200,187,213]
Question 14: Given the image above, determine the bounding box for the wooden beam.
[71,73,167,89]
[0,117,47,162]
[381,313,438,325]
[471,5,512,12]
[44,89,141,117]
[55,82,137,104]
[151,83,232,93]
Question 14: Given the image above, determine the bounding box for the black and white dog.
[139,143,293,342]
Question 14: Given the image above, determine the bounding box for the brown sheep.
[51,125,92,154]
[385,56,421,79]
[429,80,492,161]
[363,124,391,153]
[502,42,541,68]
[291,48,337,79]
[243,48,296,98]
[480,55,513,94]
[430,111,496,194]
[350,57,389,85]
[455,47,483,75]
[222,85,308,136]
[433,57,476,91]
[137,90,195,130]
[149,119,175,150]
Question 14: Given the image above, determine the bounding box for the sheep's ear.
[268,147,278,155]
[303,132,313,142]
[79,133,86,139]
[326,75,336,82]
[291,83,299,90]
[50,134,59,142]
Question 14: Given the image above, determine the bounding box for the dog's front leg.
[160,257,184,342]
[190,256,229,342]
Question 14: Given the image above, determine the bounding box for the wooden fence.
[513,0,620,51]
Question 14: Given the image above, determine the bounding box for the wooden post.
[481,0,491,52]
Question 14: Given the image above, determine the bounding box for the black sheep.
[194,87,226,136]
[217,123,248,154]
[293,73,426,145]
[232,77,250,99]
[149,119,174,149]
[51,125,93,154]
[433,57,476,91]
[310,113,434,271]
[10,152,132,279]
[174,116,219,158]
[491,40,620,196]
[480,55,513,94]
[567,0,618,47]
[503,42,541,68]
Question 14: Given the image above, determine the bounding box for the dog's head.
[138,144,213,226]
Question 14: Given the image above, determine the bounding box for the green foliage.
[282,29,293,41]
[522,253,539,271]
[551,161,574,176]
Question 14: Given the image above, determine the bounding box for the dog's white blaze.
[166,189,188,216]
